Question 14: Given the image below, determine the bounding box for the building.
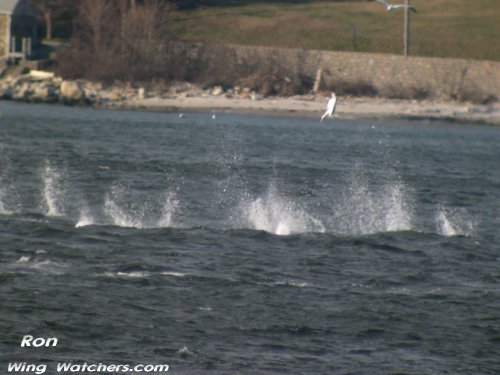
[0,0,37,60]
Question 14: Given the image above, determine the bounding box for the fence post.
[403,0,411,56]
[22,38,27,60]
[27,37,32,58]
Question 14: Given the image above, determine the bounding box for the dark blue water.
[1,102,499,374]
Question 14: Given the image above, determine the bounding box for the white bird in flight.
[376,0,417,12]
[320,92,337,121]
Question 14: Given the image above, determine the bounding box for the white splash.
[0,189,12,214]
[177,345,196,357]
[104,185,178,229]
[157,192,179,228]
[239,184,325,235]
[436,210,456,236]
[435,206,475,237]
[0,157,21,215]
[104,194,139,228]
[75,205,95,228]
[41,161,66,216]
[384,182,413,232]
[334,170,413,235]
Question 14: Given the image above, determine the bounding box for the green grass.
[173,0,500,61]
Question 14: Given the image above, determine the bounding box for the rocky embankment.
[0,70,146,106]
[0,70,259,107]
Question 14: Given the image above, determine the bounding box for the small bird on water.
[320,92,338,121]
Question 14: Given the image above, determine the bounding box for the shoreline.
[118,95,500,125]
[1,72,499,125]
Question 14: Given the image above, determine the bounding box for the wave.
[10,256,68,275]
[101,270,187,279]
[273,280,313,288]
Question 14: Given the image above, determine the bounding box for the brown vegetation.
[56,0,175,82]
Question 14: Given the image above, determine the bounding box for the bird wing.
[392,4,417,12]
[376,0,391,7]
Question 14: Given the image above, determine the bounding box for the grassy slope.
[173,0,500,61]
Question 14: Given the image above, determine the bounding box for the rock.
[211,85,224,96]
[103,89,122,101]
[84,87,97,99]
[30,83,56,102]
[250,91,262,101]
[8,77,20,86]
[12,82,30,100]
[138,87,145,99]
[239,88,251,99]
[60,80,85,103]
[0,84,12,99]
[82,82,102,101]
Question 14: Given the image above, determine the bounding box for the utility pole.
[403,0,411,56]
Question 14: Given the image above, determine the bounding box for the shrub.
[451,82,498,105]
[325,78,378,97]
[383,84,432,100]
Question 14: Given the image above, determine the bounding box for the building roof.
[0,0,37,17]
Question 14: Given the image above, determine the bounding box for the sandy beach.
[122,94,500,125]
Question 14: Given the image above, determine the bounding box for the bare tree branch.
[29,0,69,39]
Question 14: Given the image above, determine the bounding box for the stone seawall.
[168,42,500,102]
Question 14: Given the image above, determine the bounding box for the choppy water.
[0,102,499,374]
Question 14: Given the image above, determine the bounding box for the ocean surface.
[0,102,499,375]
